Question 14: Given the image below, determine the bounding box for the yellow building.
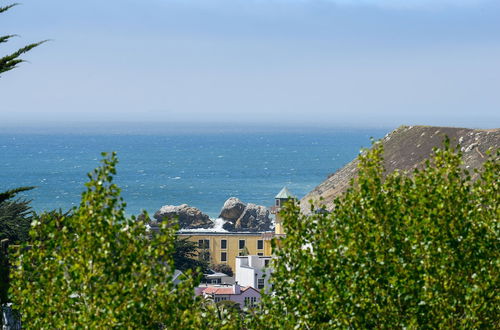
[178,231,274,273]
[178,187,295,274]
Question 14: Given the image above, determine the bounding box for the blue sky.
[1,0,499,128]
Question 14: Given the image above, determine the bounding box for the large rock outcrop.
[219,198,246,221]
[219,197,272,232]
[301,126,499,214]
[154,204,213,229]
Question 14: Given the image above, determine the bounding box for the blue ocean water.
[0,128,388,218]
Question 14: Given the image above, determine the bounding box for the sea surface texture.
[0,129,387,218]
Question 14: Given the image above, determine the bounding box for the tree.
[8,140,498,328]
[1,2,45,76]
[9,153,213,328]
[0,186,34,243]
[256,139,499,328]
[0,186,34,307]
[1,4,44,322]
[173,236,209,273]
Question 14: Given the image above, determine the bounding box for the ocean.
[0,127,388,218]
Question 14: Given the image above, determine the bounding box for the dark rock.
[222,221,235,232]
[154,204,213,229]
[219,198,272,232]
[219,197,246,221]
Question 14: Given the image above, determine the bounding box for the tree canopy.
[10,154,196,327]
[8,140,499,328]
[256,140,499,328]
[172,236,209,273]
[0,186,35,306]
[0,186,34,243]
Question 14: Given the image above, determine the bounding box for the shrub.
[9,153,208,328]
[258,140,499,328]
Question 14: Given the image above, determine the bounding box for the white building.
[235,255,272,292]
[196,283,261,309]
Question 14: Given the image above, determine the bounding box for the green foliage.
[211,263,234,277]
[7,141,499,328]
[257,140,499,328]
[0,186,35,204]
[1,2,45,76]
[0,186,34,306]
[173,236,209,273]
[9,153,218,328]
[0,186,34,243]
[240,246,250,256]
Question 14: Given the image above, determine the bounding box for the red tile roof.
[201,286,253,295]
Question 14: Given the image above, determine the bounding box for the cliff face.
[300,126,500,214]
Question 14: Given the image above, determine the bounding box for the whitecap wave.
[180,217,228,233]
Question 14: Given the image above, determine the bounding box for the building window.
[257,253,263,256]
[258,278,265,289]
[244,297,258,307]
[215,296,228,303]
[275,199,280,206]
[257,240,263,250]
[198,239,209,249]
[221,239,227,249]
[239,240,245,249]
[264,259,270,267]
[221,252,227,262]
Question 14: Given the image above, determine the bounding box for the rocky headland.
[300,125,500,214]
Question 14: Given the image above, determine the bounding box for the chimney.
[233,282,241,295]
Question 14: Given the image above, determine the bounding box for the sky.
[1,0,499,129]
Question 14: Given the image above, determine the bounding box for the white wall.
[235,255,272,292]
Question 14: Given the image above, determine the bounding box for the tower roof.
[275,186,294,199]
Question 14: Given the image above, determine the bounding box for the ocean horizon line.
[0,121,399,135]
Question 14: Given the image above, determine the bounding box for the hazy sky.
[1,0,499,128]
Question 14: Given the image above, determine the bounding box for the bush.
[257,140,499,328]
[8,141,498,328]
[9,153,211,328]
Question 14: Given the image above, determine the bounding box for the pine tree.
[1,2,45,76]
[0,186,35,306]
[173,236,209,273]
[0,186,34,243]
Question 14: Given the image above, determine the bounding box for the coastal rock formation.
[300,126,500,214]
[154,204,214,229]
[219,197,246,221]
[219,198,272,232]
